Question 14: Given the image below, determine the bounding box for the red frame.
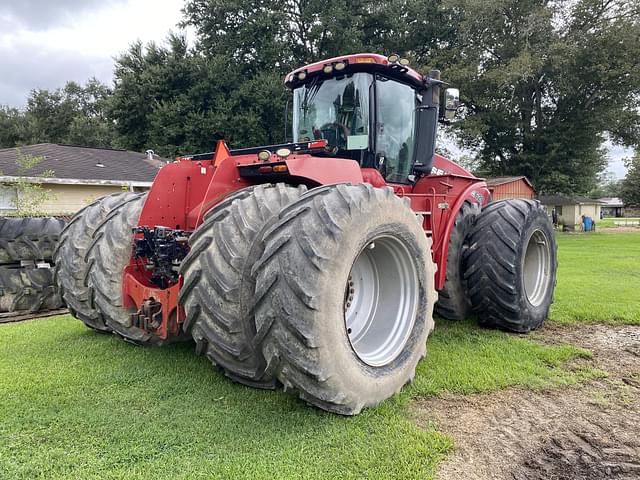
[124,147,488,341]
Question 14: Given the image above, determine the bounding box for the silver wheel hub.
[344,236,419,367]
[523,229,552,306]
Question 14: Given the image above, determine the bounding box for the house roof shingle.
[0,143,166,184]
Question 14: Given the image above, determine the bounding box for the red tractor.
[54,53,557,415]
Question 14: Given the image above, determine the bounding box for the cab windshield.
[293,73,372,155]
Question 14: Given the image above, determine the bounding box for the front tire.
[253,184,437,415]
[464,199,558,332]
[179,183,307,388]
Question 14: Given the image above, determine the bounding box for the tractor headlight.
[323,65,333,74]
[335,61,346,71]
[297,71,307,81]
[276,148,291,158]
[387,54,399,63]
[257,150,271,161]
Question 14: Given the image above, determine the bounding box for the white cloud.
[603,140,632,180]
[0,0,186,107]
[0,0,125,31]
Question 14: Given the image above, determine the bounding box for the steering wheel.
[317,122,348,148]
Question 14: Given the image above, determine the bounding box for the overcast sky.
[0,0,632,178]
[0,0,184,107]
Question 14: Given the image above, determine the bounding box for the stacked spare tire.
[0,217,66,316]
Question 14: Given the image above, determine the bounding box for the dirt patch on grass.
[412,324,640,480]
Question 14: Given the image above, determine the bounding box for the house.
[486,176,535,201]
[598,197,625,217]
[0,143,166,216]
[538,194,602,227]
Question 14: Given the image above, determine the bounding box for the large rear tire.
[179,183,307,388]
[85,193,170,345]
[253,184,437,415]
[435,200,480,320]
[0,217,66,264]
[464,199,558,332]
[53,193,144,332]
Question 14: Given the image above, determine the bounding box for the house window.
[555,205,563,216]
[0,185,17,210]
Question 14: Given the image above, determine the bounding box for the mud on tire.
[179,183,307,388]
[435,200,480,320]
[253,184,437,415]
[464,199,558,333]
[53,193,144,332]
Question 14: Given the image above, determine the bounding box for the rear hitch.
[128,298,163,330]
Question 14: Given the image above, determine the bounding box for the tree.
[437,0,640,194]
[26,79,115,148]
[3,149,57,217]
[619,152,640,206]
[108,34,249,157]
[587,169,622,198]
[182,0,411,69]
[0,106,31,147]
[0,79,115,149]
[110,0,454,156]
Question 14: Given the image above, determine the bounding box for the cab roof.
[284,53,426,91]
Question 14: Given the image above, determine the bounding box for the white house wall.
[0,183,150,216]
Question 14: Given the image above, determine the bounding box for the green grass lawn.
[551,231,640,324]
[1,231,635,479]
[0,317,595,480]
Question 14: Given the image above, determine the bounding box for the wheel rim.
[344,235,419,367]
[522,229,551,307]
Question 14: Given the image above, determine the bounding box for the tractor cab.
[285,53,459,183]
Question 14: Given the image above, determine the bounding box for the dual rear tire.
[54,193,145,333]
[464,199,557,332]
[435,200,480,320]
[437,198,557,332]
[53,192,166,344]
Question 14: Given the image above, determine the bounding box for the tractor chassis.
[120,142,489,343]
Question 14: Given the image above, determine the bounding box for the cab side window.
[376,77,417,183]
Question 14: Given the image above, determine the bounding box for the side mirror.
[444,88,460,120]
